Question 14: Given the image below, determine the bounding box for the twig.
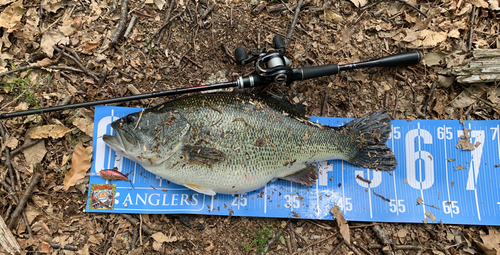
[0,123,21,190]
[356,174,371,184]
[10,140,39,156]
[262,218,291,254]
[372,190,391,202]
[349,223,381,229]
[292,234,337,255]
[40,15,63,35]
[369,244,426,250]
[50,243,79,251]
[343,237,362,255]
[127,84,149,105]
[139,214,143,245]
[53,46,100,81]
[124,15,137,38]
[154,0,175,44]
[331,239,344,254]
[200,0,216,20]
[394,0,427,17]
[459,84,500,111]
[0,65,84,79]
[131,230,139,250]
[354,243,375,255]
[120,214,154,235]
[422,81,437,116]
[221,44,236,63]
[0,65,41,77]
[372,224,391,245]
[321,88,330,116]
[468,6,476,51]
[287,222,309,246]
[109,0,128,47]
[8,172,42,229]
[286,0,304,47]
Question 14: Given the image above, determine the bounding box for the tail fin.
[344,110,397,171]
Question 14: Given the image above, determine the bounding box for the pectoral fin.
[184,184,216,196]
[280,165,318,186]
[184,145,226,166]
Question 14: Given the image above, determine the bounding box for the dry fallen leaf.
[425,211,437,222]
[489,0,500,10]
[410,30,448,48]
[151,232,178,243]
[73,117,94,137]
[63,142,92,190]
[331,205,350,245]
[477,226,500,255]
[40,29,69,58]
[23,7,39,42]
[4,135,18,149]
[22,139,47,173]
[28,124,71,139]
[348,0,367,7]
[41,0,64,13]
[0,0,24,32]
[471,0,489,8]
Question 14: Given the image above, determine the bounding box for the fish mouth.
[102,126,136,155]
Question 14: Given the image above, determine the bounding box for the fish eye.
[126,115,136,123]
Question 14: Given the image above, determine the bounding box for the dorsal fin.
[260,93,307,118]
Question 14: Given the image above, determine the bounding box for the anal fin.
[184,184,216,196]
[281,165,318,186]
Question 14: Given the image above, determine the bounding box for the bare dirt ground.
[1,0,500,254]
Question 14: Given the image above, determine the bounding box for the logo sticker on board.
[89,184,116,210]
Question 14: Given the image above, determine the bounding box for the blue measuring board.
[87,105,500,225]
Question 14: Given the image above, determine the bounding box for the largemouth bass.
[103,93,396,195]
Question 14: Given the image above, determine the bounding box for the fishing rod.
[0,35,421,119]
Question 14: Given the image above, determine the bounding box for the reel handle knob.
[235,47,247,65]
[273,35,286,51]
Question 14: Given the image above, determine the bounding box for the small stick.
[109,0,128,46]
[0,123,21,190]
[124,15,137,38]
[292,234,337,255]
[422,81,437,116]
[321,88,330,116]
[468,6,476,51]
[354,243,375,255]
[356,174,371,184]
[8,172,42,229]
[394,0,427,17]
[200,0,216,20]
[262,218,291,254]
[53,46,100,81]
[156,8,185,39]
[127,84,149,105]
[372,190,391,202]
[121,214,154,235]
[221,44,235,63]
[154,0,175,44]
[287,222,309,245]
[39,15,63,35]
[11,140,40,157]
[369,244,426,250]
[0,65,41,77]
[331,239,344,254]
[50,243,79,251]
[131,230,139,250]
[286,0,304,47]
[349,223,381,229]
[139,214,143,245]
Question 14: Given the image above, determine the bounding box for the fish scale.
[103,92,397,195]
